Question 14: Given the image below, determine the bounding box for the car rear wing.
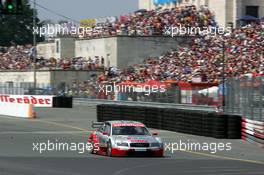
[92,121,103,128]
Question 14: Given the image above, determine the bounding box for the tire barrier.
[52,97,73,108]
[97,104,241,139]
[242,118,264,148]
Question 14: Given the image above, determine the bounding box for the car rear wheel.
[107,142,112,157]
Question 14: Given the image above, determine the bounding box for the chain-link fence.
[225,77,264,121]
[1,77,263,121]
[0,82,53,95]
[63,82,221,105]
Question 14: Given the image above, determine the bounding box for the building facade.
[37,36,191,69]
[37,37,75,59]
[0,70,100,87]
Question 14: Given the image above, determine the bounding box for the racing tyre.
[107,141,113,157]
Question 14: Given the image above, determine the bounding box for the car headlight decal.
[151,142,161,147]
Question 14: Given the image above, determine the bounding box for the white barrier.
[0,102,35,118]
[242,118,264,126]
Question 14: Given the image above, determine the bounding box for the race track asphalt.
[0,104,264,175]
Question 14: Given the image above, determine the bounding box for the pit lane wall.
[97,104,241,139]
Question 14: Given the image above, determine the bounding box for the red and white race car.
[88,120,164,157]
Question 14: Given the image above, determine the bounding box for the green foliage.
[0,0,44,46]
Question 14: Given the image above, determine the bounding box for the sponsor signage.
[112,123,145,127]
[0,95,53,107]
[154,0,177,5]
[80,19,96,27]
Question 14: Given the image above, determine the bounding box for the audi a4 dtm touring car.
[88,120,164,157]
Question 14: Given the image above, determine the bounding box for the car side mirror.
[152,132,158,136]
[102,132,109,136]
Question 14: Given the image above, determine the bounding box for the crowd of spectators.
[35,56,103,70]
[65,79,98,98]
[99,23,264,84]
[0,6,263,87]
[0,45,32,70]
[0,6,216,71]
[83,5,216,37]
[0,45,103,70]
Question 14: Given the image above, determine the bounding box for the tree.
[0,0,44,46]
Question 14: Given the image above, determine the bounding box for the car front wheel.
[107,142,112,157]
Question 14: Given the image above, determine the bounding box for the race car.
[88,120,164,157]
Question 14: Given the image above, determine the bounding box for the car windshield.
[112,126,151,136]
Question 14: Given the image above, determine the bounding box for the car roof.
[107,120,144,125]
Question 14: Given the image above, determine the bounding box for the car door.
[97,123,111,148]
[97,124,106,148]
[101,123,111,147]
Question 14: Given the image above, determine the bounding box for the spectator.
[0,45,105,71]
[99,23,263,84]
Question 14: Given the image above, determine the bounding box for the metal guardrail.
[74,98,218,112]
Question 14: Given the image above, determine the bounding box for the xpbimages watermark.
[33,24,103,37]
[32,140,232,155]
[98,83,166,96]
[32,140,99,154]
[164,140,232,154]
[163,25,232,37]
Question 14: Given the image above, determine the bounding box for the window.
[105,124,111,135]
[99,124,106,133]
[112,126,151,136]
[56,41,59,53]
[246,6,259,18]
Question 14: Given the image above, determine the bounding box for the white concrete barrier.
[0,102,35,118]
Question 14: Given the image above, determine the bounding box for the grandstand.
[35,5,216,68]
[1,6,263,83]
[99,23,263,84]
[139,0,264,28]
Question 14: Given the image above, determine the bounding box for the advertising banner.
[0,95,53,107]
[80,19,96,27]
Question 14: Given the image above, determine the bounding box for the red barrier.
[241,118,264,148]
